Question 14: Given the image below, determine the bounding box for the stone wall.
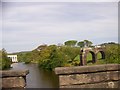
[55,64,120,88]
[0,70,29,88]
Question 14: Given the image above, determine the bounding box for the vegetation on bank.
[0,49,11,70]
[104,44,120,64]
[12,40,120,70]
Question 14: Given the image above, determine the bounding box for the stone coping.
[55,64,120,75]
[0,69,29,77]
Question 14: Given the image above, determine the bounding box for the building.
[7,55,18,63]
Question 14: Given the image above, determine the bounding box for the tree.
[77,40,92,47]
[64,40,77,47]
[0,49,11,70]
[105,44,120,64]
[24,52,32,64]
[60,46,80,62]
[84,40,93,47]
[38,45,68,70]
[77,41,85,47]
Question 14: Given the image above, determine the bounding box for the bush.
[105,44,120,64]
[38,45,68,70]
[0,49,11,70]
[38,45,80,70]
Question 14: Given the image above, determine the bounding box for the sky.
[1,0,119,53]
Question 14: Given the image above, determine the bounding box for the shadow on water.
[11,63,59,88]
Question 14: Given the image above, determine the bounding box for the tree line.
[1,40,119,71]
[15,40,120,70]
[64,40,92,47]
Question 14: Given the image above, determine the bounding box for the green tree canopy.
[0,49,11,70]
[77,41,85,47]
[84,40,93,47]
[105,44,120,64]
[64,40,77,47]
[38,45,68,70]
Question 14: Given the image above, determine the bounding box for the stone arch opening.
[80,47,105,66]
[97,51,105,60]
[86,51,96,64]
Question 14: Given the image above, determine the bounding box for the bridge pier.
[80,52,87,66]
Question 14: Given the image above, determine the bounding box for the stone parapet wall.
[55,64,120,88]
[0,70,29,88]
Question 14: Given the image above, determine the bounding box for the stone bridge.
[80,47,105,66]
[55,64,120,88]
[0,70,29,89]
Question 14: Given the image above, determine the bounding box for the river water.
[11,63,59,88]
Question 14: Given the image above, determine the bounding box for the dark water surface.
[11,63,59,88]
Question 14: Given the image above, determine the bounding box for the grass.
[87,52,106,65]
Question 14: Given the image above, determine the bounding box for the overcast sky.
[1,1,118,53]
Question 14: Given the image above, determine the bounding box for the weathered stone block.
[60,81,119,88]
[55,64,120,75]
[55,64,120,88]
[2,77,26,88]
[0,70,29,88]
[59,71,119,86]
[0,70,29,77]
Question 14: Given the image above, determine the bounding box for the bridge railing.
[55,64,120,88]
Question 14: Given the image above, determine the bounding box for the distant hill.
[8,51,31,55]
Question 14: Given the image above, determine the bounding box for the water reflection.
[11,63,59,88]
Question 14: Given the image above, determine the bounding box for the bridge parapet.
[0,70,29,89]
[55,64,120,88]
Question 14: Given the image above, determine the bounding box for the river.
[11,63,59,88]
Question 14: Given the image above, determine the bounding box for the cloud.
[2,2,118,52]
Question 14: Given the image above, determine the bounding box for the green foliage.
[23,52,33,64]
[105,44,120,64]
[84,40,93,47]
[64,40,77,47]
[0,49,11,70]
[97,52,102,60]
[14,41,119,70]
[87,52,102,61]
[38,45,80,70]
[60,46,80,61]
[60,46,80,66]
[77,40,93,47]
[77,41,84,47]
[86,53,92,62]
[17,52,28,62]
[39,45,68,70]
[16,52,32,64]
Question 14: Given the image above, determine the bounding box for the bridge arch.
[96,51,105,60]
[86,51,96,63]
[80,47,105,66]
